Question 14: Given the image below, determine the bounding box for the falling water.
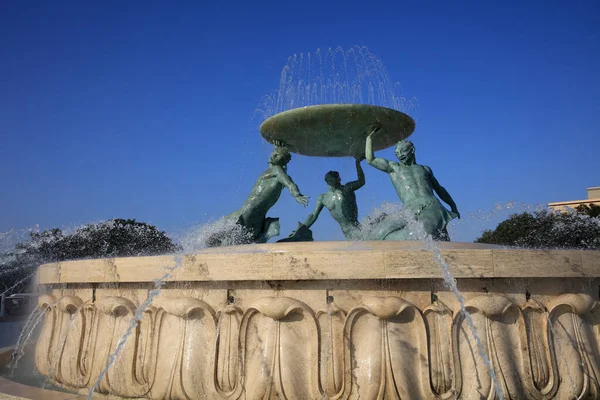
[255,46,417,120]
[447,202,545,243]
[419,232,505,399]
[178,217,252,251]
[8,305,44,373]
[4,41,596,398]
[87,256,183,399]
[42,305,83,390]
[361,202,505,399]
[0,271,38,298]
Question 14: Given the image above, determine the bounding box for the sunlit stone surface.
[30,241,600,399]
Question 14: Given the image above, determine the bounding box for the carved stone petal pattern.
[214,304,243,396]
[456,295,530,400]
[34,295,57,377]
[30,289,600,399]
[148,297,217,400]
[134,305,156,392]
[549,294,599,399]
[486,304,527,397]
[316,302,346,397]
[84,297,151,397]
[240,297,320,400]
[455,306,495,399]
[423,302,454,397]
[522,301,555,395]
[50,296,86,388]
[344,296,432,400]
[585,304,600,396]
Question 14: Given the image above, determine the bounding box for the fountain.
[10,239,600,399]
[2,47,600,399]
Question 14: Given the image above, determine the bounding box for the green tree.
[16,219,180,261]
[475,210,600,250]
[576,203,600,218]
[1,219,180,296]
[0,253,33,295]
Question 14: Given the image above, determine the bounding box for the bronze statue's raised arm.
[273,165,310,206]
[302,195,325,228]
[346,157,366,191]
[426,166,460,218]
[365,129,392,173]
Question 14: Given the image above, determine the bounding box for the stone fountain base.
[24,241,600,399]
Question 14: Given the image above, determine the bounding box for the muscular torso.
[217,166,287,243]
[388,163,436,206]
[321,187,359,234]
[237,168,284,216]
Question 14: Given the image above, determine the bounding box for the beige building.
[548,186,600,212]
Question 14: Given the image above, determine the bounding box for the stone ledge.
[36,241,600,284]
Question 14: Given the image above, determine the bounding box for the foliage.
[576,203,600,218]
[16,219,180,261]
[1,219,180,296]
[0,253,34,295]
[475,209,600,250]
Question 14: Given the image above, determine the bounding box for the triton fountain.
[2,47,600,400]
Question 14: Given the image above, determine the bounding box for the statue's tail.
[277,222,314,243]
[257,217,281,243]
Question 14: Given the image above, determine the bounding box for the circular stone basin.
[259,104,415,157]
[10,241,600,399]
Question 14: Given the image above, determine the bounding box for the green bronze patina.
[260,104,415,157]
[206,146,309,247]
[284,156,366,241]
[209,104,459,246]
[365,129,460,240]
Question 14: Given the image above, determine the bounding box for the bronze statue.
[292,157,366,240]
[205,104,458,245]
[365,129,459,240]
[207,146,309,246]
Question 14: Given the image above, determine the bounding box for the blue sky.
[1,1,599,245]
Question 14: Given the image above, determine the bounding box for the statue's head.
[269,147,292,166]
[394,140,416,164]
[324,171,341,187]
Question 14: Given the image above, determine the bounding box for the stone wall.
[33,242,600,399]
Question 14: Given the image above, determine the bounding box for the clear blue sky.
[1,1,599,245]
